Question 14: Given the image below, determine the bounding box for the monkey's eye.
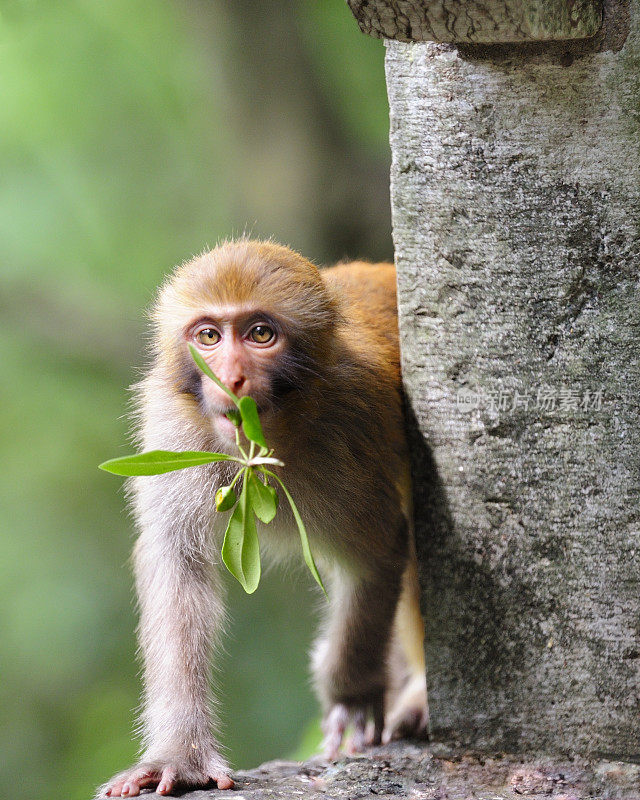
[195,328,221,346]
[249,325,275,344]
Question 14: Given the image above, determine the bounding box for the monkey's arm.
[99,381,235,798]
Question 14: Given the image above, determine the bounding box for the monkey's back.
[320,261,400,382]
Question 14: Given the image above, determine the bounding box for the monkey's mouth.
[212,403,268,438]
[212,413,237,441]
[213,409,238,429]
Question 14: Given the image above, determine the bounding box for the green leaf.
[247,470,278,524]
[264,470,326,596]
[238,396,267,448]
[188,344,240,407]
[99,450,237,476]
[215,485,237,512]
[221,470,261,593]
[225,408,241,428]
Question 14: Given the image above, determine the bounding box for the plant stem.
[235,425,248,461]
[229,467,244,490]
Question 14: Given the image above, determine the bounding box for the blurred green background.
[0,1,392,798]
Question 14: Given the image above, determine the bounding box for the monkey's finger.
[156,767,177,795]
[119,768,160,797]
[370,698,385,747]
[349,709,368,753]
[127,765,172,797]
[103,781,130,797]
[102,781,122,798]
[210,771,234,790]
[322,703,349,760]
[204,753,235,790]
[107,778,137,797]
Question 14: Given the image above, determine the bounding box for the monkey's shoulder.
[321,261,397,329]
[321,260,396,304]
[321,260,399,378]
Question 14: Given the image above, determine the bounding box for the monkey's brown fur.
[100,240,427,798]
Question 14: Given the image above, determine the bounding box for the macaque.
[100,240,428,798]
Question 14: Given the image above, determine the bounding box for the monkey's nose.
[229,376,246,394]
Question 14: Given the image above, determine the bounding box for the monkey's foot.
[98,757,234,797]
[322,699,385,760]
[383,673,429,743]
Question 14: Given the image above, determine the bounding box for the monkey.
[99,240,428,798]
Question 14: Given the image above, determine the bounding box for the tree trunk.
[356,0,640,758]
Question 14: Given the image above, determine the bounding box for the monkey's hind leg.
[383,553,429,743]
[313,562,404,760]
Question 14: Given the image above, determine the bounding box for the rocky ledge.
[169,741,640,800]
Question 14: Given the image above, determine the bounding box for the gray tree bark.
[352,0,640,759]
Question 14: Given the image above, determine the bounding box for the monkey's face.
[153,240,339,445]
[187,307,286,441]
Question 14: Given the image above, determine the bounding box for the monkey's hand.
[97,751,234,797]
[322,696,385,760]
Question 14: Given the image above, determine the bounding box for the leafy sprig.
[99,345,325,595]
